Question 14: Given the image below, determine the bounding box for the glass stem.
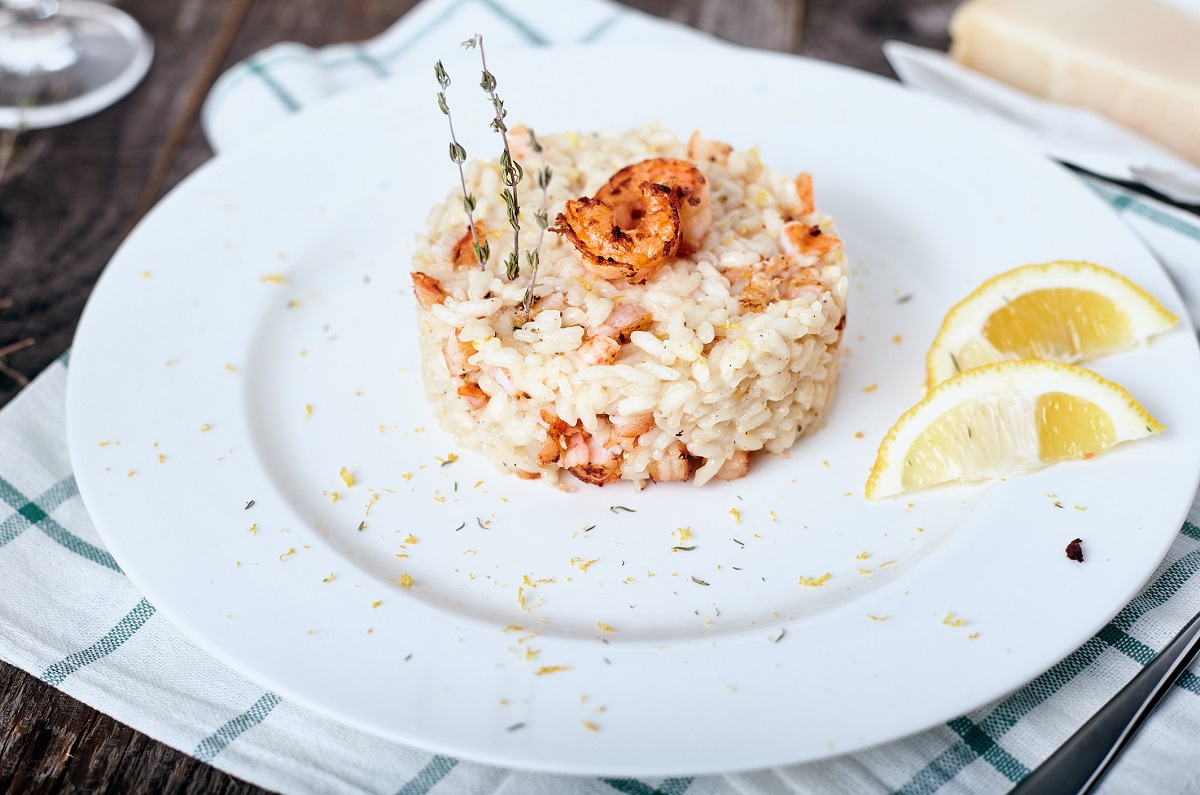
[3,0,58,22]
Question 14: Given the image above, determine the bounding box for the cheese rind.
[949,0,1200,166]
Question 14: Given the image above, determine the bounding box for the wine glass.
[0,0,153,129]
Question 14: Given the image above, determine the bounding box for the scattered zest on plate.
[924,260,1178,387]
[865,360,1164,500]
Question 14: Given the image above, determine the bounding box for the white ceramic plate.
[67,45,1200,776]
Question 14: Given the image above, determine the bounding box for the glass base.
[0,0,153,129]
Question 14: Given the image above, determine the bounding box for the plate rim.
[65,44,1200,776]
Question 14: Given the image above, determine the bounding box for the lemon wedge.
[925,261,1178,387]
[865,360,1164,499]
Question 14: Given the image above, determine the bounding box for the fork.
[1010,609,1200,794]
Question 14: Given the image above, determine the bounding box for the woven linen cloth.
[2,0,1199,793]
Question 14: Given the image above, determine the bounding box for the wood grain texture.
[0,1,964,792]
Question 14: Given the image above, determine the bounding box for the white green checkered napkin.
[4,1,1200,793]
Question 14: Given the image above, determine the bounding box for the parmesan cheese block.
[949,0,1200,166]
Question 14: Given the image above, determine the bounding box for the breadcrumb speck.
[340,467,356,487]
[535,665,570,676]
[200,423,211,433]
[398,573,414,588]
[799,573,831,587]
[260,274,286,284]
[942,611,966,627]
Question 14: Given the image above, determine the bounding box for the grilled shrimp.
[596,158,712,255]
[551,183,681,283]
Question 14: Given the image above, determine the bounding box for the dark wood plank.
[624,0,806,52]
[804,0,953,76]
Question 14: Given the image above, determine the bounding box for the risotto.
[410,123,847,488]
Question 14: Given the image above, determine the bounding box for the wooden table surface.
[0,1,953,791]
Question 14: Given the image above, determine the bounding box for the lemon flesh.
[926,261,1178,386]
[981,289,1133,360]
[1036,391,1116,462]
[869,360,1163,499]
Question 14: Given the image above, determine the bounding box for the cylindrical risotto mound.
[410,123,848,488]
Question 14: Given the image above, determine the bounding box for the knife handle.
[1011,610,1200,795]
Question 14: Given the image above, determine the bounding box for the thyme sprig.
[464,34,524,281]
[522,129,552,316]
[434,60,488,268]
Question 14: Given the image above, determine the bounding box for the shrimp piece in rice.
[714,450,750,481]
[457,382,488,410]
[648,442,691,483]
[593,303,652,343]
[596,158,712,255]
[781,220,841,259]
[795,172,815,216]
[551,184,681,283]
[537,410,570,467]
[605,413,655,453]
[563,427,622,486]
[688,131,732,165]
[451,224,486,267]
[577,303,653,366]
[443,329,476,376]
[577,334,621,366]
[411,272,447,310]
